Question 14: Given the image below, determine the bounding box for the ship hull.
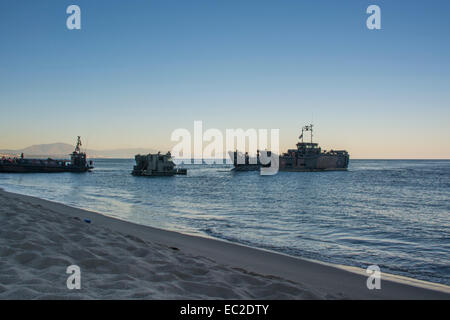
[279,154,349,171]
[132,170,176,177]
[233,154,349,172]
[132,168,187,177]
[0,164,90,173]
[278,167,348,172]
[233,166,348,172]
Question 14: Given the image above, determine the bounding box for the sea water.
[1,159,449,285]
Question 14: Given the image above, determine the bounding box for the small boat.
[0,136,93,173]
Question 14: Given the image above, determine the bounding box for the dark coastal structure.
[232,124,349,171]
[132,152,187,177]
[0,137,93,173]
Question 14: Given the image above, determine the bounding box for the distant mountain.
[21,143,75,156]
[88,147,159,159]
[0,143,158,159]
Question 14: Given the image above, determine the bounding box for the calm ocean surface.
[1,159,449,285]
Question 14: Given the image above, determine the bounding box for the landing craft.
[232,124,349,172]
[0,136,93,173]
[132,152,187,177]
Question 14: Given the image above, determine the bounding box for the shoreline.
[1,188,449,299]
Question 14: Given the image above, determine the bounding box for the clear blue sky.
[1,0,449,158]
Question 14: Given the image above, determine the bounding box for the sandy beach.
[0,188,448,300]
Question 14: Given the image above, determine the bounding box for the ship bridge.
[296,142,319,149]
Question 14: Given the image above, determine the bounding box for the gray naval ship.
[0,136,93,173]
[232,124,349,172]
[132,152,187,176]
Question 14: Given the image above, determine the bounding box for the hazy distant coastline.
[0,143,157,159]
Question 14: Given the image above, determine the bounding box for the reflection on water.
[1,159,449,285]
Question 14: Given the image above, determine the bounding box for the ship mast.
[74,136,82,154]
[300,124,313,144]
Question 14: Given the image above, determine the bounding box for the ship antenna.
[310,123,313,144]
